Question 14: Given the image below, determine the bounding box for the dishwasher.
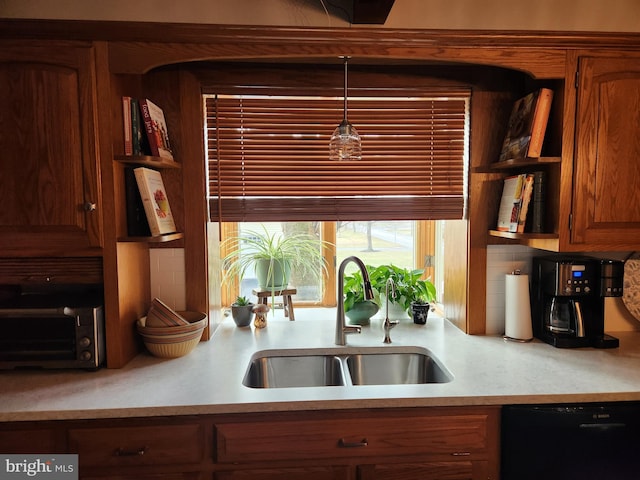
[501,402,640,480]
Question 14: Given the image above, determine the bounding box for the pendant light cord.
[342,56,351,122]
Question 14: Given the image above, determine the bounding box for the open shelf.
[489,230,559,251]
[118,232,184,243]
[474,156,561,173]
[114,155,181,169]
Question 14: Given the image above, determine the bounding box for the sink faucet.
[383,278,399,344]
[336,256,374,345]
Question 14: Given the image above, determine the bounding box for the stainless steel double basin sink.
[242,346,453,388]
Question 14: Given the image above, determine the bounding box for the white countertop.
[3,311,640,422]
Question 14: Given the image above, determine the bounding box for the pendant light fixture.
[330,56,362,161]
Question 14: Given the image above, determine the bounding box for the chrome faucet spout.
[383,278,399,344]
[336,256,373,345]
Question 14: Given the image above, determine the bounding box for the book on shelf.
[496,174,531,233]
[133,167,177,236]
[528,170,546,233]
[516,173,535,233]
[122,96,133,156]
[139,98,174,160]
[130,98,150,156]
[498,88,553,162]
[124,167,151,237]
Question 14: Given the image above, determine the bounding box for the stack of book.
[122,97,174,160]
[496,171,546,234]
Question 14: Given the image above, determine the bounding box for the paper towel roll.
[504,272,533,341]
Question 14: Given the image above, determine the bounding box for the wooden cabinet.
[215,407,500,480]
[0,43,103,256]
[0,424,63,454]
[0,407,499,480]
[67,417,208,479]
[571,55,640,249]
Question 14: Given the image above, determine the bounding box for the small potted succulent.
[230,295,254,327]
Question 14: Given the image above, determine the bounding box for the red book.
[139,99,174,160]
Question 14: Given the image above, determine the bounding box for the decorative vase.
[255,258,291,290]
[231,304,254,327]
[345,300,379,326]
[411,302,430,325]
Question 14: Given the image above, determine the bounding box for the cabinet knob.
[83,202,97,212]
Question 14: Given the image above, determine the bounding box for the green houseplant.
[230,295,254,327]
[370,264,436,319]
[221,225,332,300]
[343,267,379,325]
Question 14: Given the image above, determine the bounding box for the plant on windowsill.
[230,295,254,327]
[221,225,332,310]
[343,266,379,326]
[370,264,436,320]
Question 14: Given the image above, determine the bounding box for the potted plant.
[370,264,436,320]
[230,295,254,327]
[343,267,379,326]
[221,225,332,303]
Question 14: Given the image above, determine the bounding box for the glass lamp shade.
[330,119,362,161]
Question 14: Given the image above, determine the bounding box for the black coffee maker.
[531,256,623,348]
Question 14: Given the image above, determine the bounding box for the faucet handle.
[344,325,362,335]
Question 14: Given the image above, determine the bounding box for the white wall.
[1,0,640,32]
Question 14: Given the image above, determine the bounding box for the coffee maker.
[531,256,623,348]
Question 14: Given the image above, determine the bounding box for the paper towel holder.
[503,269,534,343]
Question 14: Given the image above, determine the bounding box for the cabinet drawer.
[68,423,204,467]
[216,411,491,463]
[0,428,61,454]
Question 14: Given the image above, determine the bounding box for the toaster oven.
[0,292,105,370]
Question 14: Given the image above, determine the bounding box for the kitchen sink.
[346,352,452,385]
[243,354,346,388]
[242,347,452,388]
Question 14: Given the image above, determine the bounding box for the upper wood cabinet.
[571,55,640,249]
[0,43,103,256]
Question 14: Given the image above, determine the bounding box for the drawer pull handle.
[451,452,471,456]
[338,438,368,448]
[115,446,148,457]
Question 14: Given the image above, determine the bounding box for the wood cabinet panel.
[68,423,204,468]
[572,55,640,248]
[83,474,204,480]
[0,427,61,454]
[216,412,491,464]
[0,44,102,255]
[216,466,350,480]
[358,461,476,480]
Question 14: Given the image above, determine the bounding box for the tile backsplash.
[485,245,536,335]
[150,248,186,311]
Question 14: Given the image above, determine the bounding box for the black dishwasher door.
[502,402,640,480]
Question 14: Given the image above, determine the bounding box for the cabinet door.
[572,56,640,247]
[68,423,204,469]
[0,44,102,255]
[358,461,492,480]
[216,466,350,480]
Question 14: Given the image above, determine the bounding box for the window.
[204,66,469,307]
[205,91,468,222]
[220,220,429,307]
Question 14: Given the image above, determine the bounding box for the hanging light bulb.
[330,56,361,161]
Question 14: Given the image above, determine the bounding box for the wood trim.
[2,19,640,48]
